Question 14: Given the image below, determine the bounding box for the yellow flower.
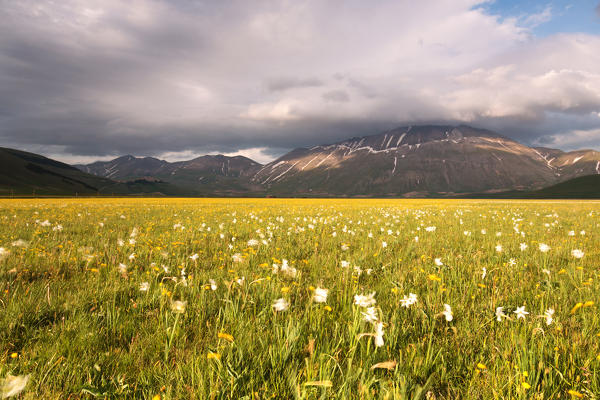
[583,301,594,308]
[324,305,332,312]
[280,286,290,294]
[218,332,234,343]
[152,395,161,400]
[568,390,584,398]
[477,363,487,370]
[522,382,531,389]
[571,302,583,314]
[207,352,221,360]
[10,353,18,359]
[428,274,442,282]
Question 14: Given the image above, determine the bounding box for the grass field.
[0,198,598,399]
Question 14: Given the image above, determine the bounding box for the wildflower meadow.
[0,198,598,399]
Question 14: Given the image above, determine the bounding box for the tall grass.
[0,198,598,398]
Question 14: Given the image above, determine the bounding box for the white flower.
[209,279,217,291]
[340,260,350,268]
[425,226,436,232]
[232,253,243,263]
[1,374,30,398]
[514,306,529,320]
[542,268,551,277]
[481,229,487,235]
[0,247,9,258]
[128,253,136,261]
[313,287,328,303]
[400,293,418,308]
[11,239,28,248]
[117,239,124,247]
[495,306,507,322]
[568,230,575,236]
[442,304,453,321]
[543,308,554,325]
[414,236,419,242]
[434,258,443,266]
[272,298,289,312]
[381,241,387,248]
[128,238,136,245]
[189,253,199,261]
[118,263,127,274]
[508,258,516,266]
[341,243,349,251]
[374,322,385,347]
[139,282,149,292]
[520,243,528,251]
[538,243,551,253]
[571,249,584,259]
[247,239,259,247]
[495,244,503,253]
[481,267,487,280]
[354,292,376,308]
[361,307,379,323]
[170,300,187,314]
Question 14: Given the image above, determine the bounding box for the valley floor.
[0,198,598,398]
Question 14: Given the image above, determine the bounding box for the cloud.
[596,3,600,17]
[0,0,599,163]
[267,77,323,92]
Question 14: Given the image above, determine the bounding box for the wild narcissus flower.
[400,293,418,308]
[1,374,30,398]
[538,243,550,253]
[272,298,289,312]
[514,306,529,320]
[495,307,507,322]
[374,322,384,347]
[354,292,376,308]
[543,308,554,325]
[361,307,378,323]
[313,287,328,303]
[139,282,150,292]
[442,304,453,321]
[571,249,584,259]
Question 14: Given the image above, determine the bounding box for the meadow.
[0,198,598,399]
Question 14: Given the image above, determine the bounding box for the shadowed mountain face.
[252,125,585,196]
[0,147,187,196]
[75,154,264,194]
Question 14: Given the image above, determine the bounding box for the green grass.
[0,198,598,399]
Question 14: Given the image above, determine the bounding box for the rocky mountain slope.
[253,125,585,196]
[75,154,263,194]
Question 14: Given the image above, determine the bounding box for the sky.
[1,0,600,165]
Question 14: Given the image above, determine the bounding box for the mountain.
[75,154,263,194]
[0,147,183,196]
[525,174,600,199]
[533,147,600,180]
[252,125,574,196]
[8,124,600,197]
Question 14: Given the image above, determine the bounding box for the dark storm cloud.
[1,0,599,163]
[266,77,323,92]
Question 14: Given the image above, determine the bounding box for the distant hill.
[525,174,600,198]
[0,147,183,196]
[75,154,264,194]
